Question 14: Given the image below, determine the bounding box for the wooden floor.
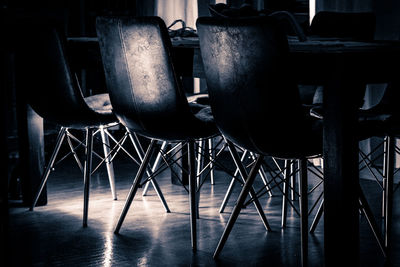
[6,140,400,267]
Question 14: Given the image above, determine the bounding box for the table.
[24,36,400,266]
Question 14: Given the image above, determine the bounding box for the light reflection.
[103,232,113,267]
[48,189,117,267]
[137,256,149,267]
[103,201,117,267]
[155,0,198,29]
[309,0,316,24]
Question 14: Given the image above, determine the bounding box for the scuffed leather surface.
[96,16,218,142]
[197,16,322,158]
[18,22,116,128]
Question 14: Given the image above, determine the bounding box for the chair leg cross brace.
[226,141,271,231]
[114,139,199,251]
[114,139,157,234]
[213,155,265,258]
[83,127,94,227]
[29,127,67,211]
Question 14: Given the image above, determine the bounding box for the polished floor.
[6,138,400,267]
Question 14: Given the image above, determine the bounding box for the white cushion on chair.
[85,93,113,115]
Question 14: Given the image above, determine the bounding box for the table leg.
[18,103,46,207]
[323,64,361,266]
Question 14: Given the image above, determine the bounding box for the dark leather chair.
[197,16,321,266]
[19,22,170,227]
[197,15,387,265]
[95,16,272,250]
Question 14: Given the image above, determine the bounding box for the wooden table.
[23,36,400,266]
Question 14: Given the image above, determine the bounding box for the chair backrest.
[310,11,376,41]
[197,16,316,156]
[96,16,198,140]
[17,20,99,127]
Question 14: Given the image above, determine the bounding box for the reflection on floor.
[6,146,400,267]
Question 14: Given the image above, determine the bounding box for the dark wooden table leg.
[323,57,361,266]
[17,102,46,207]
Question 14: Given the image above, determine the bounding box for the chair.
[207,8,308,215]
[197,15,388,265]
[95,16,272,250]
[19,21,169,227]
[197,16,322,266]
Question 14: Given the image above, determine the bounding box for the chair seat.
[187,94,214,124]
[311,104,392,122]
[310,104,389,141]
[132,93,218,142]
[144,101,218,142]
[85,93,112,115]
[187,93,210,105]
[83,93,117,127]
[309,104,324,120]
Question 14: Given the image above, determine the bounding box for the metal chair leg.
[226,140,271,231]
[114,139,157,234]
[196,140,204,219]
[83,127,94,227]
[219,149,248,213]
[309,180,388,258]
[65,129,83,171]
[299,158,308,267]
[384,136,395,253]
[213,155,264,258]
[188,140,197,251]
[249,152,274,197]
[100,126,117,200]
[142,141,167,196]
[128,131,170,212]
[290,160,296,201]
[309,199,324,233]
[208,138,215,185]
[30,127,67,211]
[358,185,387,257]
[382,136,388,218]
[281,160,290,228]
